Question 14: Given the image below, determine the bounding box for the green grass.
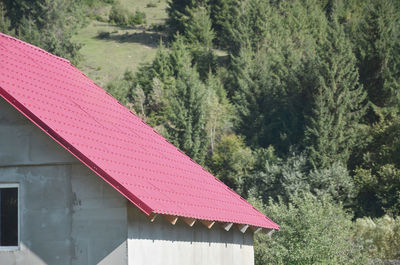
[72,0,168,87]
[119,0,168,25]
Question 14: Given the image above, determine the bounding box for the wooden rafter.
[147,212,158,222]
[200,220,215,229]
[182,217,196,227]
[249,226,262,233]
[263,228,275,236]
[220,222,234,231]
[164,215,179,225]
[237,224,249,233]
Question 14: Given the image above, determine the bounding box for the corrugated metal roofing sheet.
[0,33,279,230]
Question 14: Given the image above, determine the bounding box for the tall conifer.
[165,38,208,163]
[304,19,366,168]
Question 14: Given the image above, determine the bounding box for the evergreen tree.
[1,0,84,64]
[350,0,400,118]
[166,0,206,36]
[231,0,329,154]
[352,113,400,217]
[232,45,306,154]
[183,5,214,49]
[208,0,241,49]
[304,20,366,169]
[182,5,217,80]
[165,39,209,163]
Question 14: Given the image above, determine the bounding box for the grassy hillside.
[73,0,168,87]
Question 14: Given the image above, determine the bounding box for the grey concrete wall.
[0,98,76,167]
[0,97,256,265]
[0,98,128,265]
[127,204,255,265]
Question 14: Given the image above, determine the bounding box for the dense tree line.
[1,0,399,263]
[148,0,400,263]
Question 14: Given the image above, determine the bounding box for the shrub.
[355,215,400,260]
[109,2,129,26]
[97,30,110,39]
[146,2,157,8]
[95,15,108,23]
[128,10,146,25]
[109,2,146,27]
[250,193,366,265]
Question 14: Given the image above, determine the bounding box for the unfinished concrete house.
[0,33,279,265]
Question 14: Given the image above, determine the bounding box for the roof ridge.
[0,32,71,64]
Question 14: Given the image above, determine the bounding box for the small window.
[0,184,19,248]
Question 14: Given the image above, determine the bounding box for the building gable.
[0,33,278,231]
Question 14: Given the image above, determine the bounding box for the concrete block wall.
[127,204,254,265]
[0,97,256,265]
[0,98,127,265]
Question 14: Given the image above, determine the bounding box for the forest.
[1,0,399,264]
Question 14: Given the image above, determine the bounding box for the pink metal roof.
[0,33,279,230]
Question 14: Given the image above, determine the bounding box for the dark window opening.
[0,187,18,247]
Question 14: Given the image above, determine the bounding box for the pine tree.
[208,0,242,49]
[1,0,84,64]
[165,39,209,164]
[350,0,400,117]
[183,5,217,80]
[166,0,206,36]
[304,19,366,169]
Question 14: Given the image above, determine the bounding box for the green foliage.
[304,19,366,169]
[182,5,214,49]
[0,3,12,34]
[129,10,147,25]
[109,2,130,26]
[146,2,157,8]
[164,39,208,163]
[231,0,330,154]
[180,5,218,80]
[210,134,254,191]
[109,2,146,26]
[355,215,400,261]
[204,73,234,153]
[87,1,400,262]
[232,46,304,153]
[166,0,206,35]
[246,152,355,205]
[352,113,400,217]
[348,0,400,113]
[250,193,366,265]
[1,0,84,64]
[208,0,241,49]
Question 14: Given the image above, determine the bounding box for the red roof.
[0,33,279,230]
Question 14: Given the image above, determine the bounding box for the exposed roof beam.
[182,217,196,227]
[220,222,234,231]
[249,226,262,234]
[200,220,215,229]
[237,224,249,233]
[263,228,275,236]
[164,215,178,225]
[147,212,158,222]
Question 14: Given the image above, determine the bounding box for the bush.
[95,15,108,23]
[250,193,366,265]
[97,30,110,39]
[146,2,157,8]
[109,2,129,26]
[109,2,146,27]
[355,215,400,261]
[128,10,146,25]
